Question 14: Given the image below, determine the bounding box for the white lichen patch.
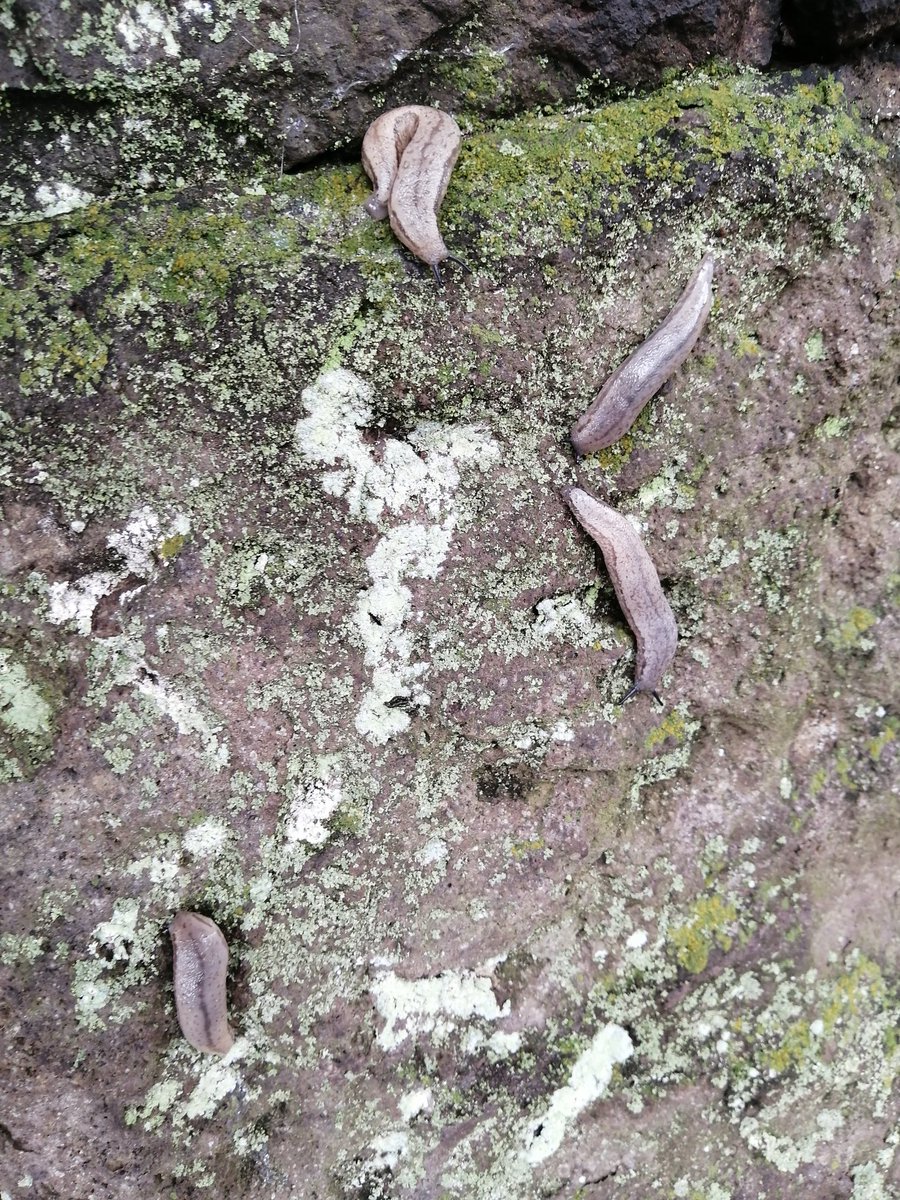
[371,967,510,1052]
[399,1087,433,1122]
[462,1027,524,1057]
[47,571,118,635]
[181,0,212,18]
[126,852,182,890]
[740,1107,845,1173]
[181,1049,244,1120]
[108,506,189,576]
[131,1043,248,1129]
[135,672,229,771]
[367,1131,409,1172]
[523,1023,633,1165]
[91,898,141,960]
[117,2,181,56]
[126,1079,183,1131]
[281,766,343,847]
[295,368,499,743]
[34,182,96,217]
[532,591,598,646]
[636,461,696,512]
[46,506,190,634]
[74,898,159,1028]
[0,934,45,966]
[182,818,230,859]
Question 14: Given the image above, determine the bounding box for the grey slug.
[571,253,715,456]
[361,105,468,285]
[564,485,677,703]
[170,911,235,1054]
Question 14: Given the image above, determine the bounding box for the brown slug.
[571,254,715,455]
[362,105,468,285]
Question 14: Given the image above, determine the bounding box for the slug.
[571,253,715,456]
[563,485,677,703]
[361,105,468,285]
[169,911,235,1054]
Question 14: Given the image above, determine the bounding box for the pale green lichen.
[0,647,58,781]
[804,330,826,361]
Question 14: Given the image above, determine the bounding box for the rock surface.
[1,55,899,1200]
[0,0,883,200]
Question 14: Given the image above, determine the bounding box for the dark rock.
[0,0,782,185]
[782,0,900,53]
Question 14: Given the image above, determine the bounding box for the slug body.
[564,486,677,701]
[571,254,715,456]
[361,105,463,282]
[170,911,234,1054]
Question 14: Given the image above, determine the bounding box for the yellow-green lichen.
[668,895,739,974]
[158,532,187,560]
[867,719,897,762]
[816,414,850,439]
[828,606,878,651]
[645,709,688,750]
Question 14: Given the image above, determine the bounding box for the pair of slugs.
[565,254,715,704]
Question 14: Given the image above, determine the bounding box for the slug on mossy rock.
[361,105,469,286]
[571,254,715,455]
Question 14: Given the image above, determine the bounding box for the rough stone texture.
[1,61,899,1200]
[3,0,897,214]
[0,0,783,195]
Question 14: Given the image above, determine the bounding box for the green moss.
[443,69,882,260]
[435,43,512,111]
[867,719,897,762]
[0,66,882,433]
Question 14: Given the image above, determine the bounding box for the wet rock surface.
[1,49,899,1200]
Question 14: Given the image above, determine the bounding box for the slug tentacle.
[571,253,715,456]
[361,105,463,280]
[170,911,235,1055]
[564,485,678,700]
